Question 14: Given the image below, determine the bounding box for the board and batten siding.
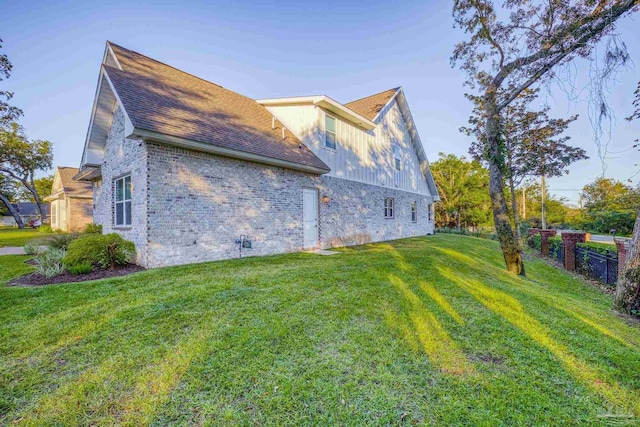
[265,99,431,195]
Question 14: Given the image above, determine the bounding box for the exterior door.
[303,188,318,248]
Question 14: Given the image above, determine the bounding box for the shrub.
[35,248,66,278]
[527,234,541,250]
[47,233,79,251]
[83,223,103,234]
[64,233,135,270]
[23,243,42,255]
[576,241,617,255]
[67,262,94,275]
[38,225,53,234]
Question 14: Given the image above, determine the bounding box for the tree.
[463,88,586,236]
[615,82,640,316]
[0,123,53,217]
[0,37,22,129]
[581,177,640,213]
[430,153,492,229]
[452,0,639,275]
[17,174,53,203]
[0,173,23,228]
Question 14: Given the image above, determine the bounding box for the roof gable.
[344,88,399,121]
[50,167,93,198]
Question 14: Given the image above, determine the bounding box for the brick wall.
[67,197,93,232]
[97,109,435,268]
[92,107,149,265]
[145,142,318,267]
[317,175,434,247]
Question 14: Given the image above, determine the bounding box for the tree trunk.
[457,210,461,230]
[26,174,46,219]
[541,174,547,229]
[0,194,24,229]
[485,98,526,276]
[614,208,640,316]
[509,175,521,241]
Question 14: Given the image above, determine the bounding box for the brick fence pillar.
[561,232,587,271]
[540,229,557,256]
[615,238,631,280]
[528,228,541,237]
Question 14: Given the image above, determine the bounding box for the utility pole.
[522,187,526,219]
[541,174,547,230]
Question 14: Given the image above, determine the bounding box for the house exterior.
[0,202,50,227]
[45,167,93,232]
[76,42,439,268]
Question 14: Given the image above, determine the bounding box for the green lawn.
[0,235,638,426]
[0,228,57,248]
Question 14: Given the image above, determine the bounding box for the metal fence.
[574,246,618,286]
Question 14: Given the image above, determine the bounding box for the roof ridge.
[344,87,400,106]
[107,41,224,90]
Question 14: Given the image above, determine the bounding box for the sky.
[1,0,639,205]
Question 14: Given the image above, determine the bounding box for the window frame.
[428,203,433,221]
[384,198,395,219]
[393,146,401,171]
[114,174,132,227]
[411,201,417,223]
[324,114,337,151]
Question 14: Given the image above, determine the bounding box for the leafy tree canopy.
[581,177,640,213]
[430,153,492,228]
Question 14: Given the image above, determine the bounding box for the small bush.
[67,262,94,275]
[527,234,541,250]
[64,233,135,270]
[38,225,53,234]
[47,234,79,251]
[35,248,66,278]
[23,243,42,255]
[83,223,103,235]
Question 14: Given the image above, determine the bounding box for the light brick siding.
[67,197,93,232]
[92,107,149,265]
[317,175,434,247]
[94,108,435,268]
[145,142,318,267]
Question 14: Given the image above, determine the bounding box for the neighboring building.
[76,42,439,268]
[45,167,93,232]
[1,202,50,227]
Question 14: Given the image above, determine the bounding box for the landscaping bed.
[7,262,143,287]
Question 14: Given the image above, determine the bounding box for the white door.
[303,188,318,248]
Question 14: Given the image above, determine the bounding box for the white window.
[393,146,401,171]
[428,203,433,221]
[411,201,417,223]
[325,115,337,150]
[384,198,394,219]
[115,175,132,226]
[51,201,57,227]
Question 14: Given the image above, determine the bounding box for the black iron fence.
[575,246,618,286]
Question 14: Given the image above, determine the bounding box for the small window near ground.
[325,115,337,150]
[428,203,433,221]
[393,146,401,171]
[115,175,132,227]
[411,201,417,222]
[384,198,394,219]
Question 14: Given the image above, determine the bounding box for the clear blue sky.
[2,0,639,204]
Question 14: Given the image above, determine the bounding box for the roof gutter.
[132,129,331,175]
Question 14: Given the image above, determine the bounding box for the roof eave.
[257,96,376,130]
[132,128,331,175]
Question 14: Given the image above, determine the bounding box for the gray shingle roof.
[344,88,399,121]
[106,43,329,172]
